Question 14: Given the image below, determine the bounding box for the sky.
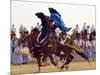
[11,0,96,37]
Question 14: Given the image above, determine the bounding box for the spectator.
[90,24,95,33]
[74,34,85,49]
[11,24,16,35]
[19,24,24,33]
[82,22,87,34]
[23,26,28,32]
[11,34,18,64]
[14,41,23,64]
[86,25,90,39]
[87,25,90,34]
[22,44,29,64]
[90,33,96,60]
[73,24,80,34]
[84,36,92,58]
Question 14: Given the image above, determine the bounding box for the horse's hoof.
[34,70,40,73]
[65,66,69,70]
[60,65,64,69]
[60,69,62,72]
[59,65,64,71]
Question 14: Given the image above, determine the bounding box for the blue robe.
[11,39,23,64]
[50,13,71,32]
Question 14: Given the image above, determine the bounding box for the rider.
[35,12,49,44]
[48,8,72,33]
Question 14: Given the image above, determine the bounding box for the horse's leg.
[49,54,66,72]
[58,55,70,71]
[42,55,47,63]
[58,56,67,71]
[55,46,67,71]
[62,54,74,70]
[49,55,57,66]
[41,54,49,66]
[58,48,73,71]
[54,48,66,71]
[36,56,41,72]
[59,53,74,70]
[65,54,74,64]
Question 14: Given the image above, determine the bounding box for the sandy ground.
[11,61,96,75]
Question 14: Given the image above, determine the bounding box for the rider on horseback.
[48,8,72,33]
[35,12,54,44]
[35,12,49,43]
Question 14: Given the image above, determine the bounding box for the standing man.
[86,25,90,39]
[84,37,92,58]
[19,24,25,33]
[73,24,80,34]
[11,24,16,35]
[82,22,87,34]
[11,34,18,64]
[90,24,95,33]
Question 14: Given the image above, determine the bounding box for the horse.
[20,13,57,72]
[35,12,90,71]
[20,12,90,72]
[24,12,68,72]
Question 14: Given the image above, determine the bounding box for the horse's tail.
[75,50,90,63]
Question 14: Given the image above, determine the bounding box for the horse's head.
[30,28,40,40]
[24,28,40,53]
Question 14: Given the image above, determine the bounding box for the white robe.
[14,46,23,64]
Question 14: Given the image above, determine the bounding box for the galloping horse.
[33,13,89,71]
[21,12,90,72]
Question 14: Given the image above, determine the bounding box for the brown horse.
[27,26,89,72]
[21,12,90,72]
[37,15,89,72]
